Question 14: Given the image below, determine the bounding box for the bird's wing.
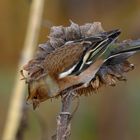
[43,36,104,77]
[57,29,121,78]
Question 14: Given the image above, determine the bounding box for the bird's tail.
[105,39,140,65]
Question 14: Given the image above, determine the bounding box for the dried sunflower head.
[21,21,140,109]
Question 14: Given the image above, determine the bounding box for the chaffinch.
[21,22,140,109]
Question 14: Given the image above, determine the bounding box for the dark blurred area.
[0,0,140,140]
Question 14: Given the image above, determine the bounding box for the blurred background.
[0,0,140,140]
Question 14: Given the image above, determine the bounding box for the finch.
[21,22,140,109]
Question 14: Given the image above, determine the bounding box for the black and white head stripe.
[59,29,121,78]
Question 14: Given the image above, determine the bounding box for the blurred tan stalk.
[2,0,45,139]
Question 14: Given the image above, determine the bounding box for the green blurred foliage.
[0,0,140,140]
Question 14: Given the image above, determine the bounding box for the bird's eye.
[33,96,38,99]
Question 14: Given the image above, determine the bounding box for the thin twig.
[16,105,28,140]
[2,0,44,139]
[57,92,73,140]
[51,91,75,140]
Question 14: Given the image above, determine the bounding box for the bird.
[21,22,140,109]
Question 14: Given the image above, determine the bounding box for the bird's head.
[21,62,60,109]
